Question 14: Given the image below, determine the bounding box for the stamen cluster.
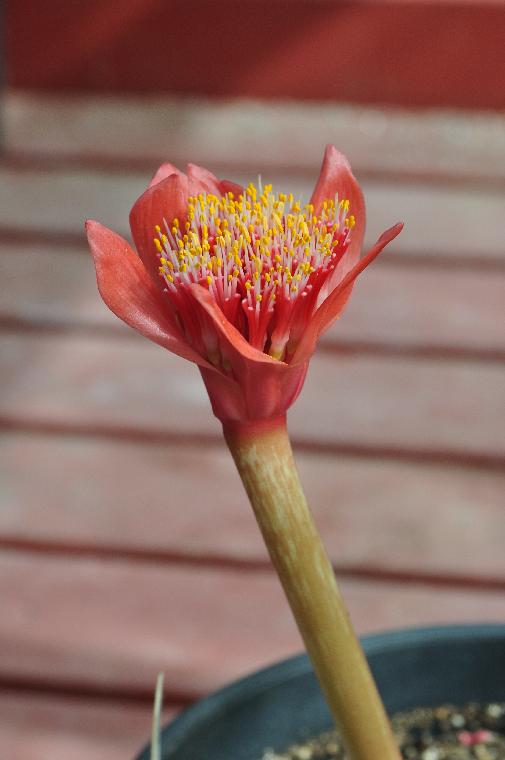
[154,183,354,362]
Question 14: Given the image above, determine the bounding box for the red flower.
[86,146,402,426]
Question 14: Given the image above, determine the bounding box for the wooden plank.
[0,244,105,327]
[2,551,505,698]
[1,433,505,579]
[1,333,504,460]
[332,264,505,356]
[5,93,505,184]
[6,2,505,109]
[0,692,177,760]
[2,244,505,355]
[1,165,505,260]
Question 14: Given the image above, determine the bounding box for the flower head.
[86,146,402,425]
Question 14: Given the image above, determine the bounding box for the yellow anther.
[150,179,353,320]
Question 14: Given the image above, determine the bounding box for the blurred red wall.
[6,0,505,109]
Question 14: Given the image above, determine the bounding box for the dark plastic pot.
[137,624,505,760]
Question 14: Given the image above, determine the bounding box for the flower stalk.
[224,417,400,760]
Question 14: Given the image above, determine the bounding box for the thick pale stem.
[223,417,400,760]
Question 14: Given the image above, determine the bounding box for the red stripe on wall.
[7,1,505,109]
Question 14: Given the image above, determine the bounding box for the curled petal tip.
[371,221,404,250]
[384,221,404,239]
[148,162,184,188]
[324,143,350,165]
[85,219,112,244]
[187,163,221,195]
[85,219,119,251]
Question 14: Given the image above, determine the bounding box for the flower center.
[154,182,354,362]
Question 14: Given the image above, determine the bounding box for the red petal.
[190,284,307,422]
[86,220,209,367]
[292,223,404,364]
[129,172,189,287]
[311,145,366,288]
[148,162,183,188]
[218,179,244,197]
[189,284,280,367]
[187,163,221,195]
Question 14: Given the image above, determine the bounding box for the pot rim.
[157,623,505,752]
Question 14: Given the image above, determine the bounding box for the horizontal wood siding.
[1,92,504,757]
